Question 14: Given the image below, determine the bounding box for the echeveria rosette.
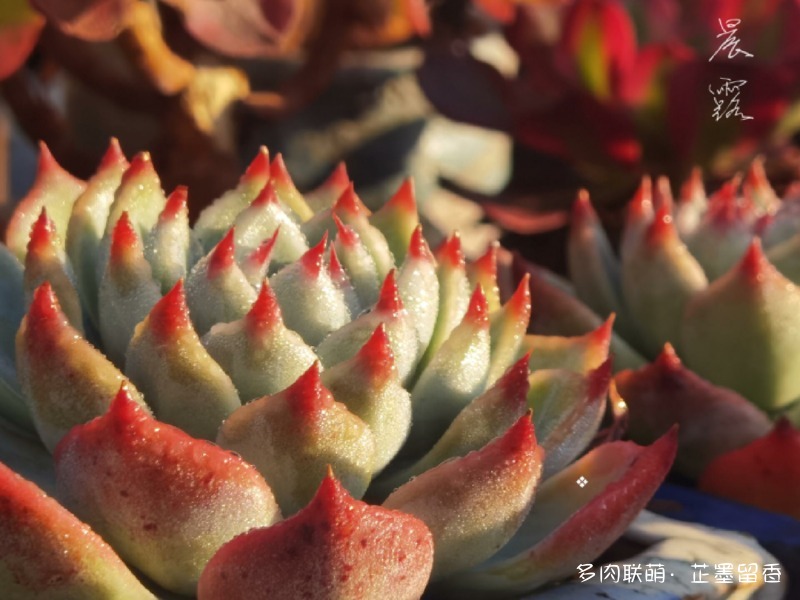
[567,167,800,420]
[0,142,676,598]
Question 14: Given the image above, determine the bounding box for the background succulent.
[0,140,677,598]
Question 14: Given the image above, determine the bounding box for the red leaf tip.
[28,281,63,323]
[745,157,768,191]
[107,383,146,425]
[248,229,279,270]
[354,324,396,384]
[334,184,371,218]
[333,214,359,248]
[327,245,346,281]
[162,187,188,222]
[35,141,60,178]
[471,242,499,280]
[629,176,653,219]
[654,176,674,213]
[436,232,465,269]
[325,162,350,190]
[246,283,282,333]
[27,208,56,255]
[209,229,236,276]
[98,137,129,172]
[376,270,404,315]
[506,273,532,317]
[149,280,190,339]
[408,225,433,261]
[591,314,615,347]
[738,238,770,283]
[499,353,532,403]
[242,146,270,183]
[680,167,705,203]
[386,178,417,214]
[499,412,536,454]
[465,285,489,327]
[252,182,280,208]
[122,152,154,185]
[110,212,140,262]
[285,362,334,417]
[645,208,676,246]
[302,233,328,278]
[270,154,294,187]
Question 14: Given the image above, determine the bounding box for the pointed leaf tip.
[503,411,537,452]
[249,228,279,268]
[122,152,153,184]
[162,186,188,221]
[35,141,59,177]
[376,270,403,314]
[436,233,465,268]
[29,281,61,322]
[645,208,675,245]
[629,176,653,217]
[507,273,532,316]
[333,214,358,247]
[387,178,417,214]
[150,280,190,338]
[286,362,333,416]
[680,166,705,201]
[252,182,280,208]
[334,183,371,218]
[355,324,395,382]
[109,212,139,261]
[653,176,674,212]
[269,153,291,184]
[465,285,489,326]
[738,238,769,282]
[243,146,270,182]
[408,225,433,261]
[99,137,129,171]
[301,233,328,278]
[472,242,499,278]
[246,282,282,331]
[27,208,55,254]
[326,162,350,189]
[500,353,532,399]
[209,229,237,276]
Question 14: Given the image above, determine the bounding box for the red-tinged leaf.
[32,0,131,42]
[615,343,771,478]
[162,0,308,58]
[699,418,800,519]
[440,428,677,596]
[55,386,280,595]
[198,470,434,600]
[475,0,516,23]
[384,415,543,580]
[559,0,637,100]
[0,0,43,80]
[418,48,512,131]
[481,203,569,235]
[0,459,155,599]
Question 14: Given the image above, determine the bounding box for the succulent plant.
[0,140,676,598]
[567,162,800,419]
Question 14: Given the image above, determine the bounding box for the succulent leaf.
[198,470,433,600]
[202,281,317,403]
[232,181,309,267]
[185,229,258,335]
[322,325,412,474]
[487,274,531,385]
[23,208,83,333]
[621,208,708,355]
[384,415,543,580]
[317,270,419,385]
[699,419,800,519]
[681,240,800,412]
[522,316,613,374]
[125,281,241,440]
[16,283,145,452]
[194,146,270,251]
[217,363,376,515]
[441,429,677,597]
[332,214,381,307]
[527,360,611,476]
[467,241,502,313]
[397,225,439,356]
[66,138,129,324]
[99,212,162,366]
[270,236,351,346]
[270,154,314,222]
[615,343,772,478]
[145,186,198,293]
[5,142,86,263]
[54,387,280,595]
[408,286,491,456]
[370,178,419,264]
[0,459,155,599]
